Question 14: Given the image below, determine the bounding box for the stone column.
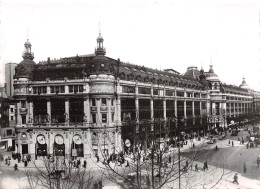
[64,133,70,156]
[184,100,186,118]
[65,85,69,93]
[163,98,166,120]
[84,129,92,158]
[116,96,121,126]
[150,98,154,120]
[83,97,90,125]
[47,100,51,123]
[212,102,216,115]
[17,101,22,124]
[174,100,177,117]
[65,99,70,117]
[108,98,112,126]
[206,101,210,116]
[29,101,33,123]
[229,102,232,116]
[47,86,51,94]
[17,132,21,154]
[192,101,195,117]
[65,99,70,125]
[135,98,139,122]
[199,101,202,116]
[48,132,54,155]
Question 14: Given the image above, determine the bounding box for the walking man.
[232,173,239,185]
[232,141,234,147]
[257,157,260,167]
[14,163,18,171]
[195,164,198,172]
[83,160,87,168]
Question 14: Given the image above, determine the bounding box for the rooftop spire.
[99,21,101,35]
[95,22,106,56]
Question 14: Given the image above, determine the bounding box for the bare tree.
[25,155,95,189]
[93,118,232,189]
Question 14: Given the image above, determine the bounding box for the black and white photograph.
[0,0,260,188]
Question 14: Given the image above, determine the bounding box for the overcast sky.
[1,0,260,90]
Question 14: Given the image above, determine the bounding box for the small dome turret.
[15,38,36,79]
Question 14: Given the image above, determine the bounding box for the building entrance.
[22,144,28,154]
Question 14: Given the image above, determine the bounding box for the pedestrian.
[7,159,10,166]
[14,163,18,171]
[232,141,234,147]
[83,160,87,168]
[203,161,208,171]
[246,142,249,149]
[238,137,240,141]
[186,160,189,168]
[195,164,198,172]
[24,159,28,167]
[193,143,195,148]
[215,145,218,151]
[229,140,230,145]
[125,160,129,167]
[232,173,239,184]
[77,159,81,168]
[243,163,246,173]
[5,158,8,165]
[257,157,260,167]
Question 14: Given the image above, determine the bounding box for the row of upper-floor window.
[32,85,84,94]
[122,85,207,98]
[226,96,252,101]
[91,98,114,107]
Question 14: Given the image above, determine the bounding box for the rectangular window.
[33,87,37,94]
[51,86,55,93]
[101,98,106,106]
[138,87,151,95]
[92,99,96,106]
[112,114,114,122]
[6,129,12,136]
[92,114,96,123]
[22,116,26,124]
[21,101,26,108]
[176,91,184,97]
[60,86,65,93]
[153,89,159,95]
[69,85,73,93]
[42,86,47,94]
[11,108,14,113]
[74,85,79,93]
[166,90,173,96]
[111,99,114,106]
[102,114,107,123]
[122,86,135,93]
[79,85,83,92]
[11,116,14,121]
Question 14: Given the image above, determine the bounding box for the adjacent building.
[5,63,17,97]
